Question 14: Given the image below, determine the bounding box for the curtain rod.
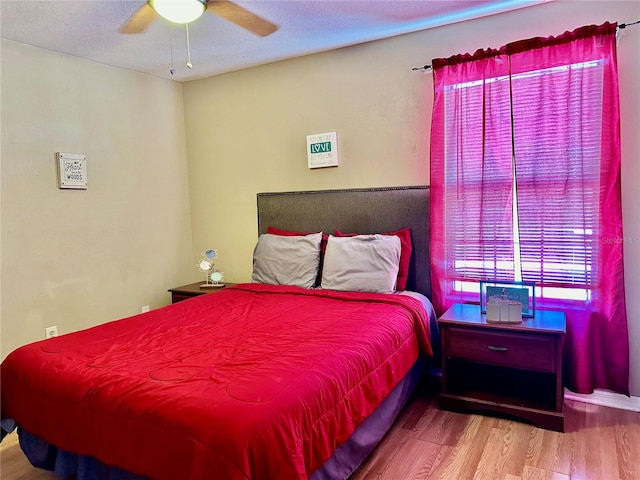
[411,19,640,72]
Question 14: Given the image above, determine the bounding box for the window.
[429,22,629,394]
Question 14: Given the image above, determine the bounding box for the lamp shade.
[150,0,206,24]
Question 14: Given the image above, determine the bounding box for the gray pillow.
[251,232,323,288]
[321,235,401,293]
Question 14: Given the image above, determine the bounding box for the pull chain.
[169,25,176,75]
[186,23,193,69]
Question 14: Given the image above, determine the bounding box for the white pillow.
[251,232,322,288]
[321,235,401,293]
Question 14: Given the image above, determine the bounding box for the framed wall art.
[57,152,87,189]
[306,132,338,169]
[480,280,536,317]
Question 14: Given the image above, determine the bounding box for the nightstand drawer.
[446,327,557,373]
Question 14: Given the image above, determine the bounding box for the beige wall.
[0,40,194,358]
[182,27,431,282]
[183,1,640,395]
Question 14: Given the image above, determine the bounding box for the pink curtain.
[430,23,629,395]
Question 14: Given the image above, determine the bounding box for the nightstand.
[168,281,235,304]
[438,303,566,432]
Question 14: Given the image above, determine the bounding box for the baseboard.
[565,388,640,412]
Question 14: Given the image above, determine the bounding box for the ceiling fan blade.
[206,0,278,37]
[119,3,157,34]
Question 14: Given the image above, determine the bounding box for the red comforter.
[1,284,431,480]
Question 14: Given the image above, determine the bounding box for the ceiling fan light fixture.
[150,0,206,24]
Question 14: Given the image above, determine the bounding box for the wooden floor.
[1,385,639,480]
[351,384,640,480]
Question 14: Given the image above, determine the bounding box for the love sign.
[306,132,338,169]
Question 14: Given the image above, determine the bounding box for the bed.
[1,186,434,480]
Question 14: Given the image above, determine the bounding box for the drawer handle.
[487,345,508,352]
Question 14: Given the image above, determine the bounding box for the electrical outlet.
[141,305,150,313]
[45,326,58,339]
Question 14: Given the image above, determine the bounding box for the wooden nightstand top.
[168,281,232,296]
[168,281,237,303]
[438,303,566,335]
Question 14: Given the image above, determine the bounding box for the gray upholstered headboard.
[256,186,431,298]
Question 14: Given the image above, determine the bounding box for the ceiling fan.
[120,0,278,37]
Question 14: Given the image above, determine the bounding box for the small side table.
[438,303,566,432]
[168,281,236,304]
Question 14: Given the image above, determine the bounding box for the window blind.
[513,62,602,289]
[444,74,514,282]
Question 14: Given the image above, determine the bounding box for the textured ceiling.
[0,0,549,82]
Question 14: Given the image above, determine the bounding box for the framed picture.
[306,132,338,169]
[480,280,536,317]
[57,152,87,189]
